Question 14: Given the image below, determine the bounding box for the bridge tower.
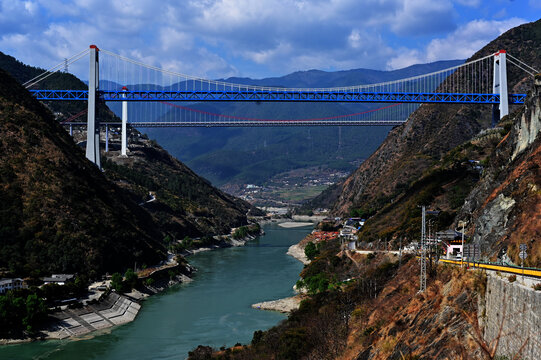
[121,86,128,156]
[85,45,100,168]
[492,50,509,126]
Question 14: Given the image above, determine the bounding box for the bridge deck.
[65,121,404,127]
[30,90,527,104]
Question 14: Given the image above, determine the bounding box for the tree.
[124,269,138,291]
[305,242,319,260]
[182,236,193,248]
[111,272,125,292]
[23,294,47,334]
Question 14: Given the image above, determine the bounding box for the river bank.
[251,295,305,313]
[250,223,314,314]
[1,226,261,345]
[0,223,311,359]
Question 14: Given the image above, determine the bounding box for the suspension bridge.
[23,45,538,167]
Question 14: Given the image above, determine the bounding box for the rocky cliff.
[331,19,541,218]
[459,76,541,267]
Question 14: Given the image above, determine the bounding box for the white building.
[42,274,75,285]
[0,278,24,294]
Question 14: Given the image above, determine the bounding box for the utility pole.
[460,220,465,268]
[519,244,527,282]
[399,237,402,268]
[419,206,427,293]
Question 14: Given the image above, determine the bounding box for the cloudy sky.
[1,0,539,80]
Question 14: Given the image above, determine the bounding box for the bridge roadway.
[30,89,527,104]
[65,120,405,127]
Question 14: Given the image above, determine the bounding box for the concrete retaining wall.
[483,274,541,360]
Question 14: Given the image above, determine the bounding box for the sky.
[0,0,540,80]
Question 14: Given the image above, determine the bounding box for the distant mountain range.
[125,60,463,187]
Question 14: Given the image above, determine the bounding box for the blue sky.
[0,0,540,80]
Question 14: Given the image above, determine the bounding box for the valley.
[1,7,540,360]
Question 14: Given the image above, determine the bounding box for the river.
[1,223,312,360]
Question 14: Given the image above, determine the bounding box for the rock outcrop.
[330,19,541,218]
[459,76,541,266]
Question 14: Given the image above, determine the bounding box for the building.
[445,240,464,258]
[0,278,24,294]
[436,230,466,259]
[340,226,357,240]
[42,274,75,286]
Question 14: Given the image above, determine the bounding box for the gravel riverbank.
[287,243,310,265]
[251,295,304,313]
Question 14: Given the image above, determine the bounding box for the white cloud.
[386,17,527,69]
[390,0,457,36]
[0,0,537,81]
[386,49,424,70]
[425,17,526,61]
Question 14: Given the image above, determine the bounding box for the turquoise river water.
[1,223,312,360]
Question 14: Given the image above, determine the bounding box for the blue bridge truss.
[30,90,527,104]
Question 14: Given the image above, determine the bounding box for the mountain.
[221,60,463,88]
[98,126,263,240]
[329,19,541,214]
[0,68,165,277]
[325,19,541,263]
[0,51,118,123]
[0,52,264,279]
[138,60,463,187]
[460,75,541,267]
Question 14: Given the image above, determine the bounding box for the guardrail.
[439,258,541,278]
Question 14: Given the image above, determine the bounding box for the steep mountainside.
[331,19,541,218]
[0,51,118,123]
[0,69,165,277]
[459,76,541,267]
[1,51,263,250]
[99,127,263,239]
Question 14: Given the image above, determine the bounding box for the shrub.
[252,330,264,346]
[124,269,138,290]
[320,222,335,231]
[110,272,125,292]
[304,242,319,260]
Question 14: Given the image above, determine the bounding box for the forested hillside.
[0,69,165,278]
[323,19,541,253]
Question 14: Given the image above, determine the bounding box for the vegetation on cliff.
[323,19,541,219]
[314,19,541,264]
[100,127,263,242]
[0,68,166,278]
